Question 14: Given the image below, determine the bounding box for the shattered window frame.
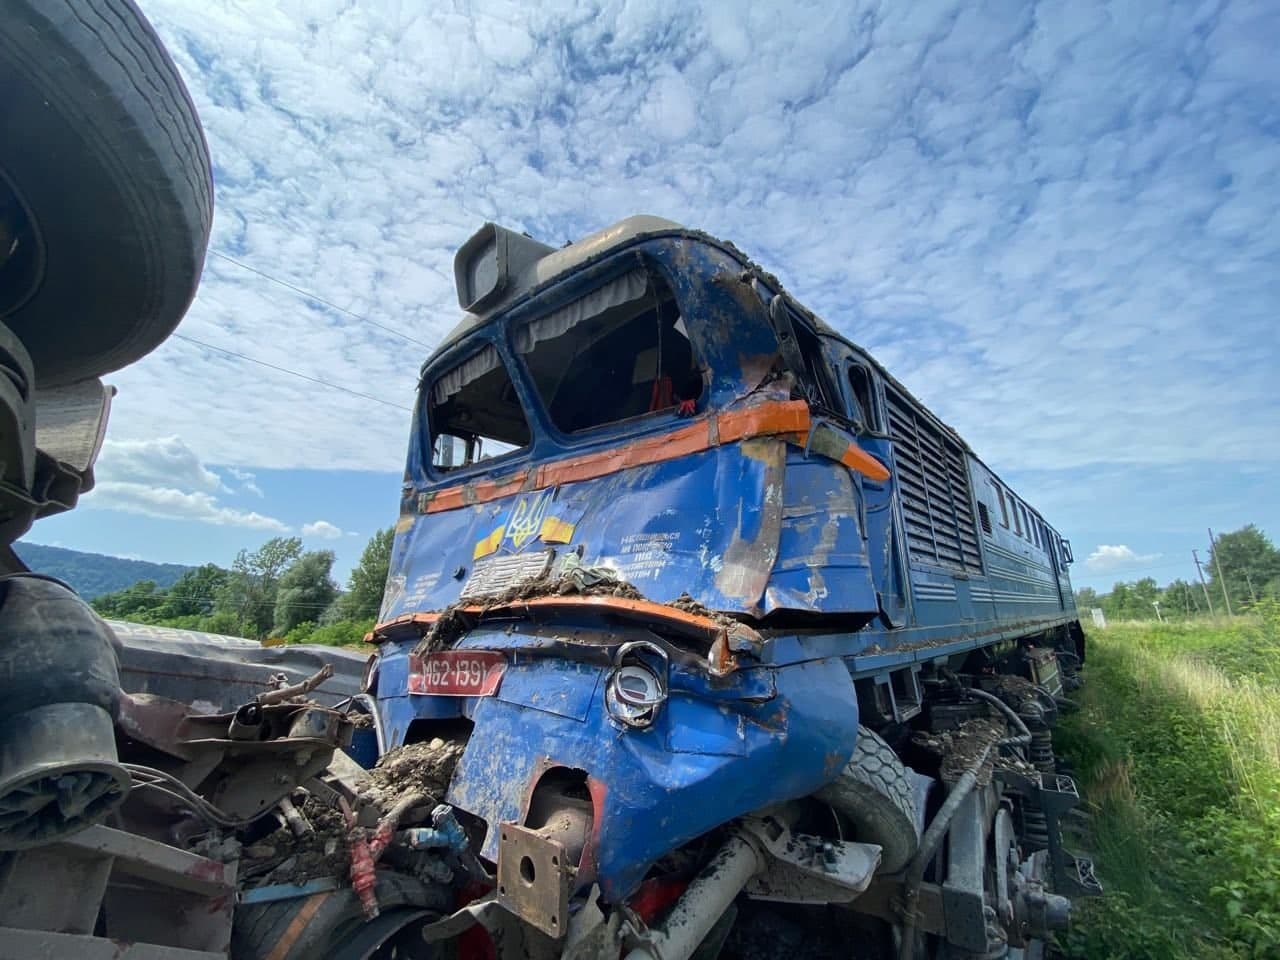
[422,340,532,479]
[511,262,704,438]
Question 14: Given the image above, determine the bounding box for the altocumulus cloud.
[103,0,1278,496]
[87,437,289,531]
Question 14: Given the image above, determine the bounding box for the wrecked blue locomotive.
[362,217,1091,959]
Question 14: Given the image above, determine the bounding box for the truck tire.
[0,574,129,849]
[814,726,919,874]
[231,873,453,960]
[0,0,212,385]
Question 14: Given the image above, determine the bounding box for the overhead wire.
[172,333,413,412]
[209,249,431,348]
[168,249,439,412]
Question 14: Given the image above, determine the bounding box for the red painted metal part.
[408,650,507,696]
[346,825,379,920]
[629,874,692,925]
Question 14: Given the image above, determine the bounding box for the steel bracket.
[497,821,573,939]
[741,814,881,903]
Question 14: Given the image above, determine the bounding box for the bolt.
[821,841,840,874]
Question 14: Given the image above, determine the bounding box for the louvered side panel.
[886,388,983,574]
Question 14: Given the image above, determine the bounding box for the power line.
[209,250,431,348]
[172,333,412,412]
[103,593,337,610]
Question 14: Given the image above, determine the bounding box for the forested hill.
[13,542,193,598]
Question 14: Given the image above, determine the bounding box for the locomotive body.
[364,217,1089,958]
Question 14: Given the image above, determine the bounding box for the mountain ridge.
[13,542,194,599]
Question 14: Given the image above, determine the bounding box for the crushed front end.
[358,218,1082,959]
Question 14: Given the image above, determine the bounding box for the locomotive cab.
[388,216,897,627]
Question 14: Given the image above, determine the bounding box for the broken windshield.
[427,343,529,473]
[515,268,702,434]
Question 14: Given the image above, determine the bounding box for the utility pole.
[1208,528,1234,616]
[1245,571,1258,603]
[1152,600,1163,623]
[1193,549,1215,616]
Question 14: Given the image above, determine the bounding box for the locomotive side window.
[1011,495,1024,536]
[1019,504,1031,541]
[847,364,879,433]
[992,483,1010,528]
[428,344,530,473]
[516,269,702,434]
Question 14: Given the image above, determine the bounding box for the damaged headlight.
[605,641,668,729]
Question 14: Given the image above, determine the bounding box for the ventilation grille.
[886,389,983,573]
[977,502,992,535]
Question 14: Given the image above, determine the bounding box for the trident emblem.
[505,490,552,550]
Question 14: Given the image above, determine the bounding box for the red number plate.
[408,651,506,696]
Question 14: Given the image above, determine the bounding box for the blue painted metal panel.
[495,657,601,721]
[440,654,859,900]
[385,439,881,623]
[765,449,878,613]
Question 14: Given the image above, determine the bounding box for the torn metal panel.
[443,653,858,901]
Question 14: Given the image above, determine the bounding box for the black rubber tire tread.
[230,872,452,960]
[0,0,212,385]
[815,725,920,874]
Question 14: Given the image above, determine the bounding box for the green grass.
[1056,610,1280,959]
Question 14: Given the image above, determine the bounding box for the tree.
[92,579,165,621]
[156,563,229,619]
[1163,579,1207,618]
[335,527,394,621]
[215,536,303,638]
[273,550,339,635]
[1100,578,1161,621]
[1207,525,1280,611]
[1074,587,1099,610]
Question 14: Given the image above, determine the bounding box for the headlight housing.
[604,641,668,728]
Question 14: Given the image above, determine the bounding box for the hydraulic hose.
[962,687,1033,746]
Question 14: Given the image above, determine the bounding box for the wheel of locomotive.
[0,0,213,385]
[814,725,920,874]
[231,873,454,960]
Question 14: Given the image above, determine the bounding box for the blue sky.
[29,0,1280,593]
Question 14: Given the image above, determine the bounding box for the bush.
[278,618,374,648]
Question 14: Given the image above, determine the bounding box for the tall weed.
[1059,620,1280,958]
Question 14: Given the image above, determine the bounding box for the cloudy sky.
[29,0,1279,593]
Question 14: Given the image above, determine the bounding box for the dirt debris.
[363,737,466,812]
[912,718,1006,784]
[240,794,350,887]
[667,592,743,630]
[983,673,1044,705]
[240,738,467,888]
